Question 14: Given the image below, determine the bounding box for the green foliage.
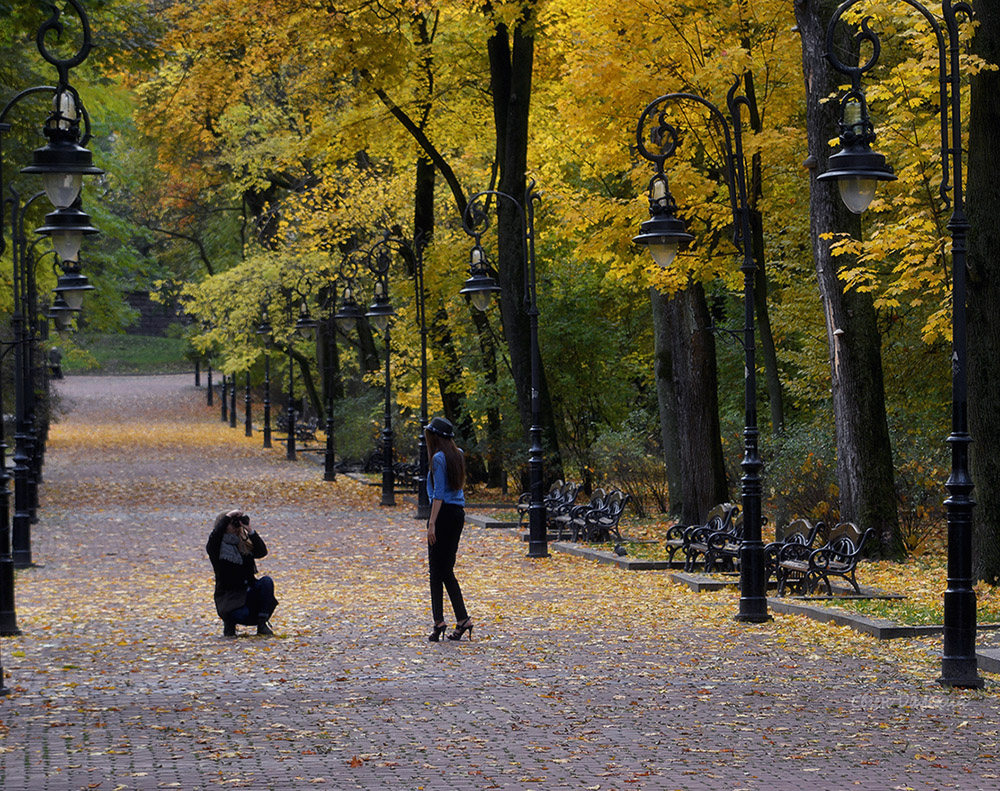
[331,388,384,463]
[591,411,670,518]
[890,420,948,556]
[764,418,840,528]
[25,0,976,566]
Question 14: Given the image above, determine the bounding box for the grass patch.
[589,540,673,561]
[63,334,191,375]
[793,555,1000,626]
[829,592,1000,626]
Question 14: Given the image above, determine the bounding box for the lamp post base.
[526,505,549,558]
[734,608,772,624]
[380,468,396,507]
[938,660,984,690]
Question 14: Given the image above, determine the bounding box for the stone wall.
[125,292,186,337]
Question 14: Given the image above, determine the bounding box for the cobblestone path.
[0,374,997,790]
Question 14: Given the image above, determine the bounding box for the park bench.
[763,518,827,584]
[518,480,579,528]
[575,489,630,542]
[275,410,319,442]
[700,510,749,572]
[549,487,606,539]
[663,503,739,567]
[775,521,874,596]
[393,461,421,492]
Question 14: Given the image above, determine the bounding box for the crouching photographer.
[206,509,278,637]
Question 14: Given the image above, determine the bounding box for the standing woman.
[424,417,473,642]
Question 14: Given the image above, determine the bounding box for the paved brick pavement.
[0,374,998,791]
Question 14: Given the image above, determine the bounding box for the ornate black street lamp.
[367,244,397,507]
[220,373,229,423]
[284,297,298,462]
[334,241,399,507]
[633,80,770,623]
[0,0,101,683]
[229,373,237,429]
[294,280,339,482]
[369,232,431,518]
[2,1,101,575]
[0,344,20,638]
[256,310,273,448]
[244,371,252,437]
[819,0,979,688]
[460,185,548,558]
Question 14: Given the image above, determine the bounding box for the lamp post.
[334,242,397,506]
[459,185,548,558]
[220,372,229,423]
[285,298,297,462]
[0,0,101,682]
[633,80,770,623]
[371,231,430,518]
[2,4,100,572]
[244,370,252,437]
[819,0,980,688]
[367,244,397,507]
[0,343,20,637]
[320,292,338,483]
[257,310,273,448]
[229,373,237,429]
[294,282,338,482]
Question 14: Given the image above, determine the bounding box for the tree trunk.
[667,283,729,525]
[741,42,785,436]
[487,5,563,482]
[968,0,1000,583]
[650,287,684,517]
[795,0,903,559]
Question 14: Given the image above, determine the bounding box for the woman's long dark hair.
[425,430,465,491]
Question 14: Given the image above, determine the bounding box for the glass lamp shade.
[334,298,365,332]
[648,238,680,268]
[51,230,84,262]
[42,172,83,209]
[471,290,493,311]
[459,272,501,311]
[46,294,80,332]
[838,177,878,215]
[632,214,693,268]
[817,141,895,215]
[366,301,394,333]
[54,266,96,310]
[35,205,99,261]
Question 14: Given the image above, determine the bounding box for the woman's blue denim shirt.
[427,450,465,505]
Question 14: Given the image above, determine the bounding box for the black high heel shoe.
[447,618,473,641]
[428,623,447,642]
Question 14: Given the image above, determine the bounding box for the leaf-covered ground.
[1,374,998,790]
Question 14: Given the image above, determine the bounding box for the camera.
[238,514,250,526]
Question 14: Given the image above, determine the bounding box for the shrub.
[592,411,669,518]
[764,420,839,531]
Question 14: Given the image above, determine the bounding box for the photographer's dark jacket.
[206,527,268,617]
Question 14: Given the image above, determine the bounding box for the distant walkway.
[0,374,996,790]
